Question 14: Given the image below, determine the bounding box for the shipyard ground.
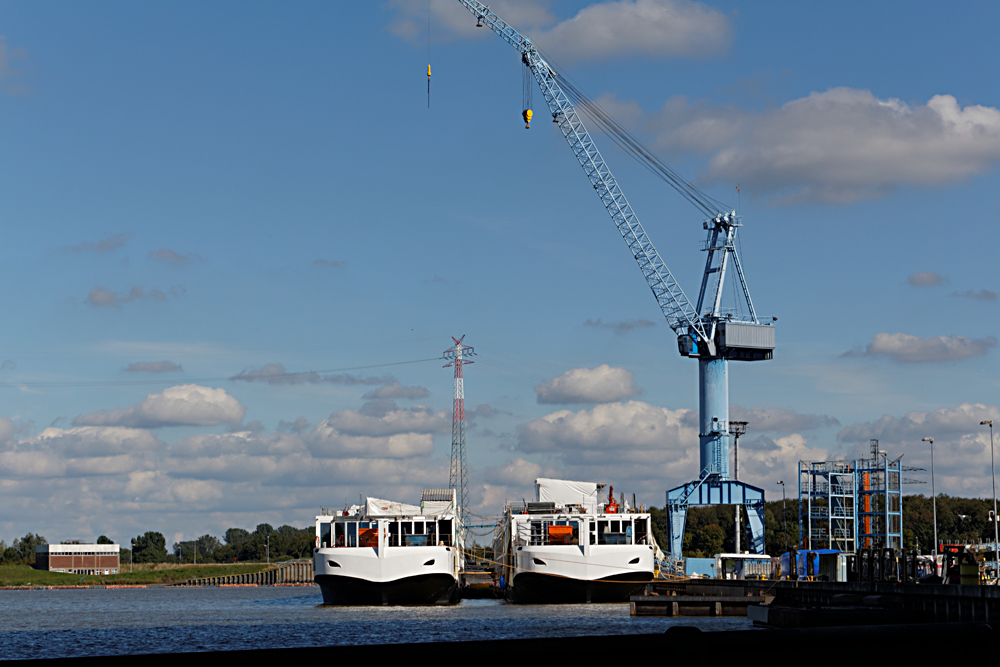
[6,623,993,665]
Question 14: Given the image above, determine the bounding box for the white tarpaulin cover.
[420,500,456,518]
[365,497,421,516]
[535,478,599,512]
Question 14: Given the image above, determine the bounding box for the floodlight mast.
[456,0,775,556]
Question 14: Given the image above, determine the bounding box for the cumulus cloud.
[729,405,839,433]
[85,285,175,308]
[837,403,1000,445]
[953,289,997,302]
[229,363,394,386]
[326,401,449,437]
[387,0,556,42]
[837,404,1000,496]
[534,0,731,61]
[72,385,246,428]
[534,365,641,404]
[362,382,430,400]
[584,318,656,334]
[846,332,997,363]
[484,458,543,486]
[908,271,945,287]
[313,259,345,268]
[66,233,130,253]
[387,0,729,61]
[738,433,831,484]
[519,400,693,454]
[125,361,182,373]
[149,248,193,266]
[646,88,1000,204]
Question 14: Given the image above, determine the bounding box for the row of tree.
[650,494,1000,558]
[132,523,314,564]
[6,495,996,564]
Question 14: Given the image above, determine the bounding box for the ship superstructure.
[492,478,656,603]
[314,488,463,605]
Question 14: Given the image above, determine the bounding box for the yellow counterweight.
[522,108,532,129]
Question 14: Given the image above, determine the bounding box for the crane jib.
[456,0,774,364]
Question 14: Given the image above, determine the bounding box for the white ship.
[313,488,463,605]
[493,478,657,603]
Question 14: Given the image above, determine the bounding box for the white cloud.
[648,89,1000,204]
[72,385,246,428]
[519,400,695,456]
[739,433,830,485]
[908,271,945,287]
[229,362,393,386]
[149,248,194,266]
[847,332,997,363]
[838,404,1000,497]
[484,458,543,486]
[838,403,1000,445]
[534,364,641,404]
[362,382,430,400]
[953,289,998,302]
[536,0,730,61]
[729,405,839,433]
[387,0,556,43]
[584,318,656,334]
[325,402,449,437]
[387,0,729,61]
[85,285,171,308]
[66,233,129,253]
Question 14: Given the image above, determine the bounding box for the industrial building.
[35,543,120,575]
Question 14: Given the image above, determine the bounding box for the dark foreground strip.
[4,623,995,665]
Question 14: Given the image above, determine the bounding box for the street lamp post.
[983,420,996,582]
[777,481,788,553]
[922,437,937,563]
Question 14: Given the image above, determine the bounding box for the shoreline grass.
[0,562,279,587]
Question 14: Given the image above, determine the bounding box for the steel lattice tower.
[444,336,474,536]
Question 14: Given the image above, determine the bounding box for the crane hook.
[522,108,532,129]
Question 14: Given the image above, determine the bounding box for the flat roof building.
[35,544,120,575]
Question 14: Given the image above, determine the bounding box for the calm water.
[0,586,754,659]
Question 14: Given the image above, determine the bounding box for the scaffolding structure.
[798,440,902,553]
[856,439,903,551]
[799,461,857,552]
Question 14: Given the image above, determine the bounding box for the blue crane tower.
[455,1,775,557]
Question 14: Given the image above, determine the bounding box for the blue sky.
[0,0,997,547]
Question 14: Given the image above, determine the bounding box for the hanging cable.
[535,47,730,218]
[521,57,532,129]
[426,0,431,109]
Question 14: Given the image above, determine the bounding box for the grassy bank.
[0,562,276,587]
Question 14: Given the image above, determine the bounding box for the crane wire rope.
[533,46,731,219]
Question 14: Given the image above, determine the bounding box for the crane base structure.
[667,479,766,556]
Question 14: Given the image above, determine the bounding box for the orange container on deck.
[359,528,379,547]
[547,525,574,545]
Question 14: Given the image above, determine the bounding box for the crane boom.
[458,0,709,347]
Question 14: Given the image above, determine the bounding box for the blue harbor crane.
[454,1,775,557]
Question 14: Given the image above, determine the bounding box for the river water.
[0,586,754,660]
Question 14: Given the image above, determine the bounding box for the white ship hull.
[314,545,459,605]
[507,543,654,603]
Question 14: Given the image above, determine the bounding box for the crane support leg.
[666,479,766,557]
[699,358,729,479]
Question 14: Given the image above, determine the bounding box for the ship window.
[320,522,332,548]
[347,522,358,548]
[334,522,346,547]
[388,522,400,547]
[437,519,453,546]
[529,521,544,546]
[633,518,648,545]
